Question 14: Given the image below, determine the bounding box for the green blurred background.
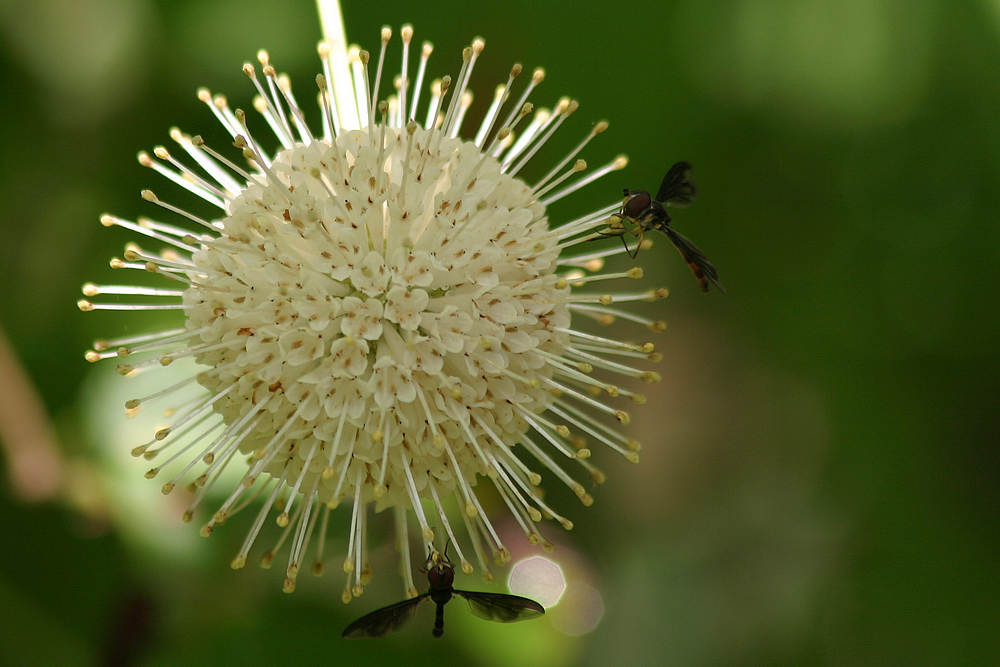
[1,0,997,665]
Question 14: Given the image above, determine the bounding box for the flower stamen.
[370,28,392,131]
[539,154,628,206]
[475,64,522,148]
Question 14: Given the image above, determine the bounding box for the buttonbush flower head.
[81,0,665,601]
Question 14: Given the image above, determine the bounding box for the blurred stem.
[316,0,360,131]
[0,324,64,501]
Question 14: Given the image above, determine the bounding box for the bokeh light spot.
[550,581,604,636]
[508,556,566,608]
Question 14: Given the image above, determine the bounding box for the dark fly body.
[605,161,724,293]
[342,552,545,639]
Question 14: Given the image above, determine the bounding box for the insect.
[342,551,545,639]
[603,161,724,293]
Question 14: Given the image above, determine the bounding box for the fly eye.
[623,191,651,218]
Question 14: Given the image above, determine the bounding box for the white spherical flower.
[81,0,666,601]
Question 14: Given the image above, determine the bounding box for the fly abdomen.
[433,603,446,638]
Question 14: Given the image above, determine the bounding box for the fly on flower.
[80,0,668,601]
[343,550,544,638]
[602,162,724,293]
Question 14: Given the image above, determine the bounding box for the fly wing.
[656,162,697,207]
[454,590,545,623]
[342,594,429,638]
[664,227,724,293]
